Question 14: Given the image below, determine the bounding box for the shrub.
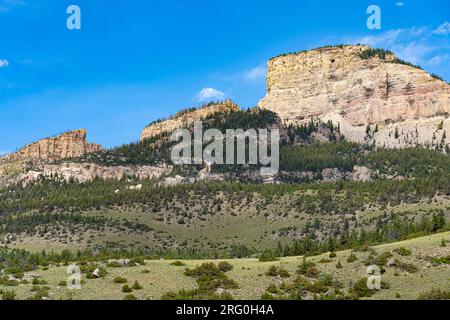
[258,251,279,262]
[315,273,334,287]
[394,247,412,256]
[431,73,445,82]
[266,265,279,277]
[80,264,108,279]
[336,261,343,269]
[265,265,290,278]
[351,278,376,299]
[197,274,238,291]
[279,269,290,278]
[347,252,358,263]
[28,286,50,300]
[0,277,19,287]
[365,251,391,269]
[184,263,222,278]
[32,278,48,285]
[122,285,133,293]
[58,280,67,286]
[132,280,143,290]
[261,292,277,300]
[329,252,337,258]
[394,260,419,273]
[297,257,316,275]
[217,261,233,272]
[30,285,50,292]
[124,294,138,300]
[418,289,450,300]
[353,245,372,252]
[113,277,128,284]
[0,289,16,300]
[161,287,235,300]
[107,261,123,268]
[431,255,450,265]
[266,284,280,294]
[170,261,186,267]
[305,277,330,294]
[305,267,320,278]
[130,257,146,266]
[359,48,393,60]
[162,262,238,300]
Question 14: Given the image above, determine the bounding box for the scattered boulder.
[352,166,372,182]
[91,268,101,278]
[387,259,396,267]
[161,175,184,187]
[322,168,345,183]
[127,184,143,191]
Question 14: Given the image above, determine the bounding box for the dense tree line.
[0,213,151,235]
[3,168,450,216]
[274,212,447,257]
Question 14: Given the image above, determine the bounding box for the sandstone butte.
[258,45,450,148]
[3,45,450,164]
[3,129,103,162]
[139,100,239,141]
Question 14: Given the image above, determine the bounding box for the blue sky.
[0,0,449,152]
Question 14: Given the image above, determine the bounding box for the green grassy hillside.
[0,232,448,300]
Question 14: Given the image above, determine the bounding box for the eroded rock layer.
[258,45,450,146]
[5,129,103,162]
[140,100,239,141]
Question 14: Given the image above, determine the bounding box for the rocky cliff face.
[5,129,103,162]
[140,100,239,141]
[258,45,450,147]
[17,162,172,187]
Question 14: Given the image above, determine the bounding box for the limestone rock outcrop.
[258,45,450,147]
[5,129,103,162]
[140,100,239,141]
[17,162,172,187]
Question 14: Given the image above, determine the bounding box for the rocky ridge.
[16,162,173,187]
[140,100,239,141]
[258,45,450,148]
[3,129,103,162]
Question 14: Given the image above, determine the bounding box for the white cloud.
[0,59,9,68]
[215,63,267,84]
[351,27,440,65]
[196,88,225,102]
[356,29,404,47]
[242,65,266,83]
[331,23,449,81]
[433,22,450,35]
[409,26,427,36]
[391,42,434,65]
[395,2,404,7]
[428,55,449,65]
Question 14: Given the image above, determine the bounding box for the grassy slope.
[6,195,450,254]
[2,232,448,300]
